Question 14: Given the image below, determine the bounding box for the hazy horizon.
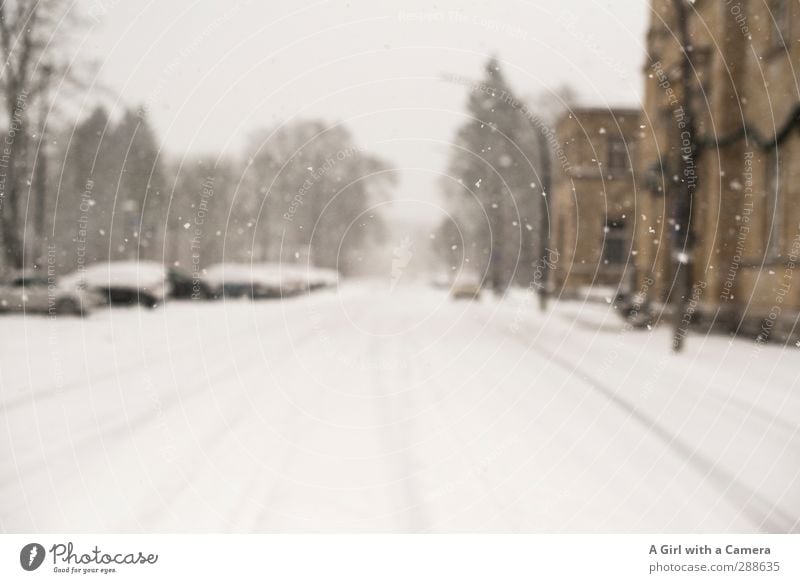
[78,0,649,224]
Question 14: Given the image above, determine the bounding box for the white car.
[61,261,171,307]
[0,273,106,315]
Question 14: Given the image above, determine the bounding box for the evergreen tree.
[447,57,542,292]
[166,156,237,269]
[112,108,167,261]
[51,106,115,271]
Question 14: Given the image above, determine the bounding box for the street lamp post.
[533,121,552,311]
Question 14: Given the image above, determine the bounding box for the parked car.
[202,263,291,299]
[450,274,482,300]
[61,261,171,307]
[0,272,106,315]
[616,290,654,329]
[167,267,214,300]
[202,263,338,300]
[278,264,339,293]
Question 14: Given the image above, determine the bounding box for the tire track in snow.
[410,339,522,532]
[241,298,375,531]
[493,311,798,533]
[0,305,341,492]
[0,299,325,413]
[364,309,432,532]
[81,303,351,532]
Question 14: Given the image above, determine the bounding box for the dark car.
[0,273,106,315]
[167,267,214,300]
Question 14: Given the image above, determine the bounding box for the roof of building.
[555,106,642,132]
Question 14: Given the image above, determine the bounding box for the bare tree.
[0,0,74,270]
[242,120,394,271]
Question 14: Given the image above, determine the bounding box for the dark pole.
[534,123,552,311]
[671,0,699,352]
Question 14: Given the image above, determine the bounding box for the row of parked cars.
[0,261,339,316]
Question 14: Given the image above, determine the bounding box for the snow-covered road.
[2,282,799,532]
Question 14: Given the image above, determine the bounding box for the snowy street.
[2,282,799,533]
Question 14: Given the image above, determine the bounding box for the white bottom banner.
[1,534,798,582]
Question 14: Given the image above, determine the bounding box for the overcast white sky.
[81,0,650,223]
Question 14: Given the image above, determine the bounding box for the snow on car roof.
[203,262,338,287]
[62,260,167,288]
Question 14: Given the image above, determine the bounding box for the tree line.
[0,1,394,277]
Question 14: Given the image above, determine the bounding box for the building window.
[607,136,629,171]
[770,0,790,49]
[765,149,782,260]
[645,161,665,196]
[603,219,627,265]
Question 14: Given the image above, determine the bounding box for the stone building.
[635,0,800,341]
[550,107,641,297]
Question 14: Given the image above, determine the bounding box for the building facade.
[550,107,641,297]
[635,0,800,341]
